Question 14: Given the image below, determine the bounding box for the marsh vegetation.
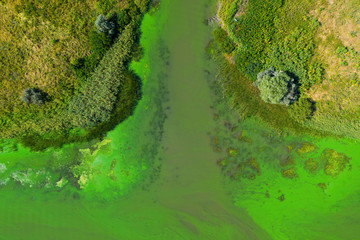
[214,0,360,139]
[0,0,150,150]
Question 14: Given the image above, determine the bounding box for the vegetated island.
[0,0,157,150]
[211,0,360,139]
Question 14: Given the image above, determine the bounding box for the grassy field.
[214,0,360,139]
[0,0,150,149]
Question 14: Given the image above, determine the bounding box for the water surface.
[0,0,271,239]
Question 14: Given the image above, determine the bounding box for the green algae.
[1,0,360,239]
[211,102,360,239]
[0,1,273,239]
[304,158,319,174]
[322,149,351,178]
[296,142,317,155]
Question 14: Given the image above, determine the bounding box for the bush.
[288,97,315,122]
[233,0,283,80]
[336,46,348,56]
[254,69,298,105]
[117,9,132,32]
[21,88,46,105]
[213,27,236,54]
[134,0,150,13]
[265,28,315,90]
[68,23,136,128]
[304,62,324,90]
[71,30,112,81]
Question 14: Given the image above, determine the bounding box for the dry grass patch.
[0,0,128,138]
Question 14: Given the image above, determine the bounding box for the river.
[0,0,271,239]
[2,0,360,239]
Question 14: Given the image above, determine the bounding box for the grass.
[215,0,360,139]
[0,0,150,149]
[210,41,315,135]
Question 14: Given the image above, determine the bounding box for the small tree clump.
[21,88,46,105]
[95,15,115,36]
[254,68,298,105]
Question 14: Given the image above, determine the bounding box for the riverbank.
[214,0,360,140]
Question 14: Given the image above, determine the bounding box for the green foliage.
[305,62,324,90]
[71,1,146,85]
[20,70,141,151]
[255,69,298,105]
[96,0,117,13]
[215,0,360,140]
[255,73,289,104]
[218,0,240,25]
[209,40,312,135]
[213,27,236,54]
[68,24,136,128]
[134,0,151,13]
[265,28,315,90]
[117,9,132,31]
[71,30,113,81]
[233,0,283,79]
[288,98,315,122]
[336,46,348,56]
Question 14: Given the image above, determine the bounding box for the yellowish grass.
[0,0,124,138]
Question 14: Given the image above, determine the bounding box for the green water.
[0,0,269,239]
[210,95,360,239]
[2,0,360,239]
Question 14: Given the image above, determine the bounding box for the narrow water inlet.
[0,0,273,239]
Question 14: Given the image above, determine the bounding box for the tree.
[254,68,298,105]
[95,15,115,36]
[21,88,46,105]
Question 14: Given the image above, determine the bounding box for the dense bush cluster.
[254,69,298,105]
[68,23,136,128]
[226,0,323,92]
[288,97,315,122]
[71,30,113,81]
[233,0,283,80]
[67,1,148,129]
[213,27,236,54]
[71,2,144,85]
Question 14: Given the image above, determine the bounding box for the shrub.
[71,30,112,81]
[233,0,283,80]
[21,88,46,105]
[288,97,315,122]
[68,23,136,128]
[117,9,132,31]
[265,28,315,90]
[213,27,236,54]
[254,69,298,105]
[336,46,348,56]
[134,0,150,13]
[304,62,324,90]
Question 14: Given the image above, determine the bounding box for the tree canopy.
[95,15,115,36]
[21,88,46,105]
[254,68,298,105]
